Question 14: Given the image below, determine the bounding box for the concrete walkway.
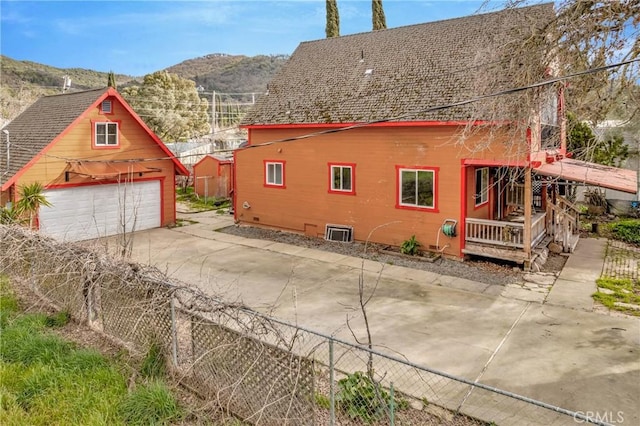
[545,238,607,311]
[120,211,639,425]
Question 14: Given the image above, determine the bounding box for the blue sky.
[1,0,508,76]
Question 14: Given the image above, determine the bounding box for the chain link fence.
[0,225,611,425]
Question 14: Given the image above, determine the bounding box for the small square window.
[264,161,285,188]
[94,122,119,147]
[329,163,355,195]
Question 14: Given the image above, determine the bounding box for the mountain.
[0,55,135,124]
[0,53,287,123]
[166,53,288,95]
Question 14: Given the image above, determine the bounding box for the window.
[540,86,560,149]
[397,166,438,211]
[328,163,355,195]
[475,167,489,207]
[94,122,119,147]
[101,100,113,114]
[264,161,285,188]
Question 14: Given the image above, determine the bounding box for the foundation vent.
[324,224,353,243]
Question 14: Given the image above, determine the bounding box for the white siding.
[40,180,161,241]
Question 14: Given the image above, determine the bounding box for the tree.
[494,1,639,125]
[567,112,631,167]
[566,112,597,160]
[453,0,639,162]
[121,71,210,142]
[326,0,340,38]
[372,0,386,30]
[16,182,52,229]
[107,71,116,89]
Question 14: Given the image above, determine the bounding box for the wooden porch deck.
[462,213,547,264]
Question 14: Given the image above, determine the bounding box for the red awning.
[535,158,638,194]
[67,161,161,180]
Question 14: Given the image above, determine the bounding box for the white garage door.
[40,180,162,241]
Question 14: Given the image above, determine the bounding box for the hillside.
[166,53,288,97]
[0,55,135,123]
[1,53,287,123]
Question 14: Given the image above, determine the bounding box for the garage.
[39,180,162,241]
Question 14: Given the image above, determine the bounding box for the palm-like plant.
[0,205,21,225]
[16,182,52,229]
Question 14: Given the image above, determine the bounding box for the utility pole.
[211,90,216,138]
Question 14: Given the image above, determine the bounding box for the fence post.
[86,281,93,324]
[329,339,335,426]
[170,294,178,366]
[389,382,395,426]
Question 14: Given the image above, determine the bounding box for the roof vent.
[325,224,354,242]
[364,69,373,76]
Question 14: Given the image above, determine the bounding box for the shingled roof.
[0,88,109,183]
[0,88,188,190]
[242,3,555,126]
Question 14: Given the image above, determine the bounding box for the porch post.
[524,167,532,263]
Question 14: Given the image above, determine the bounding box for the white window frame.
[330,165,353,192]
[94,122,119,146]
[265,161,284,186]
[398,167,436,209]
[475,167,489,206]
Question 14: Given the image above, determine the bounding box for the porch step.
[530,245,549,272]
[568,234,580,253]
[462,242,529,264]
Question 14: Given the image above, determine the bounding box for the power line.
[241,58,640,150]
[3,59,638,167]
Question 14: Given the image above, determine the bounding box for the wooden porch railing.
[546,196,580,252]
[465,214,546,249]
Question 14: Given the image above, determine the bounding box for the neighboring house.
[583,120,640,208]
[193,154,234,199]
[235,4,637,267]
[0,87,189,241]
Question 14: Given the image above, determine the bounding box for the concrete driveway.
[122,211,639,425]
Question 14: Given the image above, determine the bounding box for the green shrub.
[400,235,421,256]
[336,371,407,423]
[609,219,640,245]
[120,380,182,426]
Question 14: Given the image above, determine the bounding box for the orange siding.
[193,156,233,198]
[15,96,178,226]
[236,125,526,258]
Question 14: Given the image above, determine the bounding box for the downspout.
[459,160,467,258]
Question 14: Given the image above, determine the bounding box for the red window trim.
[474,167,489,209]
[395,165,439,213]
[100,99,114,115]
[91,120,121,150]
[263,159,286,188]
[327,162,356,195]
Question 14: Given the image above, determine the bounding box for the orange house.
[192,154,234,199]
[235,4,637,267]
[0,87,189,241]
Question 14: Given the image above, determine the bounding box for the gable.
[1,88,188,191]
[242,3,555,126]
